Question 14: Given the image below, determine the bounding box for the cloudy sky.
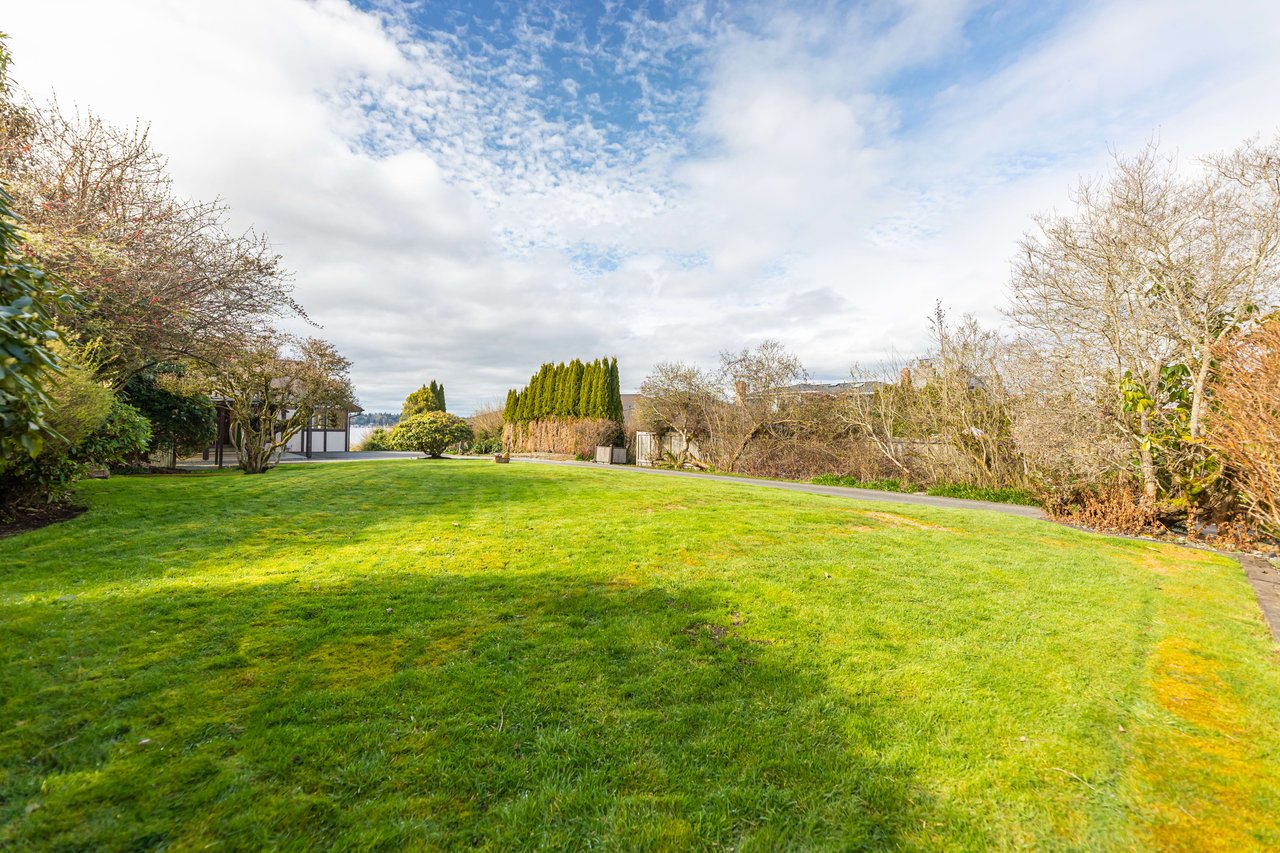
[7,0,1280,413]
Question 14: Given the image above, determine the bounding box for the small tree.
[402,381,446,418]
[208,333,354,474]
[638,361,716,466]
[709,340,807,471]
[392,411,472,458]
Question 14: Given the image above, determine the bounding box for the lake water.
[349,425,378,448]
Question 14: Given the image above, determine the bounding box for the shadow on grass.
[2,570,933,850]
[2,463,596,589]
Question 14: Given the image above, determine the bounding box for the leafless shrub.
[1043,484,1156,535]
[842,308,1022,488]
[1003,339,1131,502]
[638,340,810,472]
[469,405,504,438]
[1210,319,1280,538]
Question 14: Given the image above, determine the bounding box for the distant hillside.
[350,412,400,427]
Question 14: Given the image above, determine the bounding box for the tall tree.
[7,102,305,379]
[607,357,624,422]
[568,359,584,417]
[576,363,593,417]
[1008,139,1280,508]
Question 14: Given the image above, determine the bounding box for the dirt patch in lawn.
[1120,544,1223,577]
[0,503,86,539]
[417,627,484,667]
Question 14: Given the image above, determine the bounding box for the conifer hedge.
[503,357,623,425]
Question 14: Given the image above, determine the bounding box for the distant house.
[284,404,363,454]
[903,359,987,391]
[205,399,363,464]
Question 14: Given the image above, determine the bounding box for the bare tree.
[636,341,808,472]
[637,361,716,467]
[206,333,354,474]
[1158,139,1280,439]
[706,340,807,471]
[1010,139,1280,514]
[1009,145,1183,504]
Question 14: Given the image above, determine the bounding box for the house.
[204,399,363,466]
[284,404,363,454]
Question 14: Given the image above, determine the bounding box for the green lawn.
[2,461,1278,850]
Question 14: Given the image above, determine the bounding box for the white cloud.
[6,0,1280,410]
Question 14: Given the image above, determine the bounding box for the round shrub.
[392,411,472,458]
[76,400,152,468]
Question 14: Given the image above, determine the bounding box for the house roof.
[786,381,884,395]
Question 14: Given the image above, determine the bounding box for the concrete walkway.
[1237,555,1280,646]
[511,456,1047,519]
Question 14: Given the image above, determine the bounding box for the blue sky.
[8,0,1280,412]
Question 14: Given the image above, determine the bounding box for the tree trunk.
[1138,412,1158,505]
[1188,353,1213,440]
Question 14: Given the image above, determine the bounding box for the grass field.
[2,460,1278,850]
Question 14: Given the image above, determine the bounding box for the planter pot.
[595,446,629,464]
